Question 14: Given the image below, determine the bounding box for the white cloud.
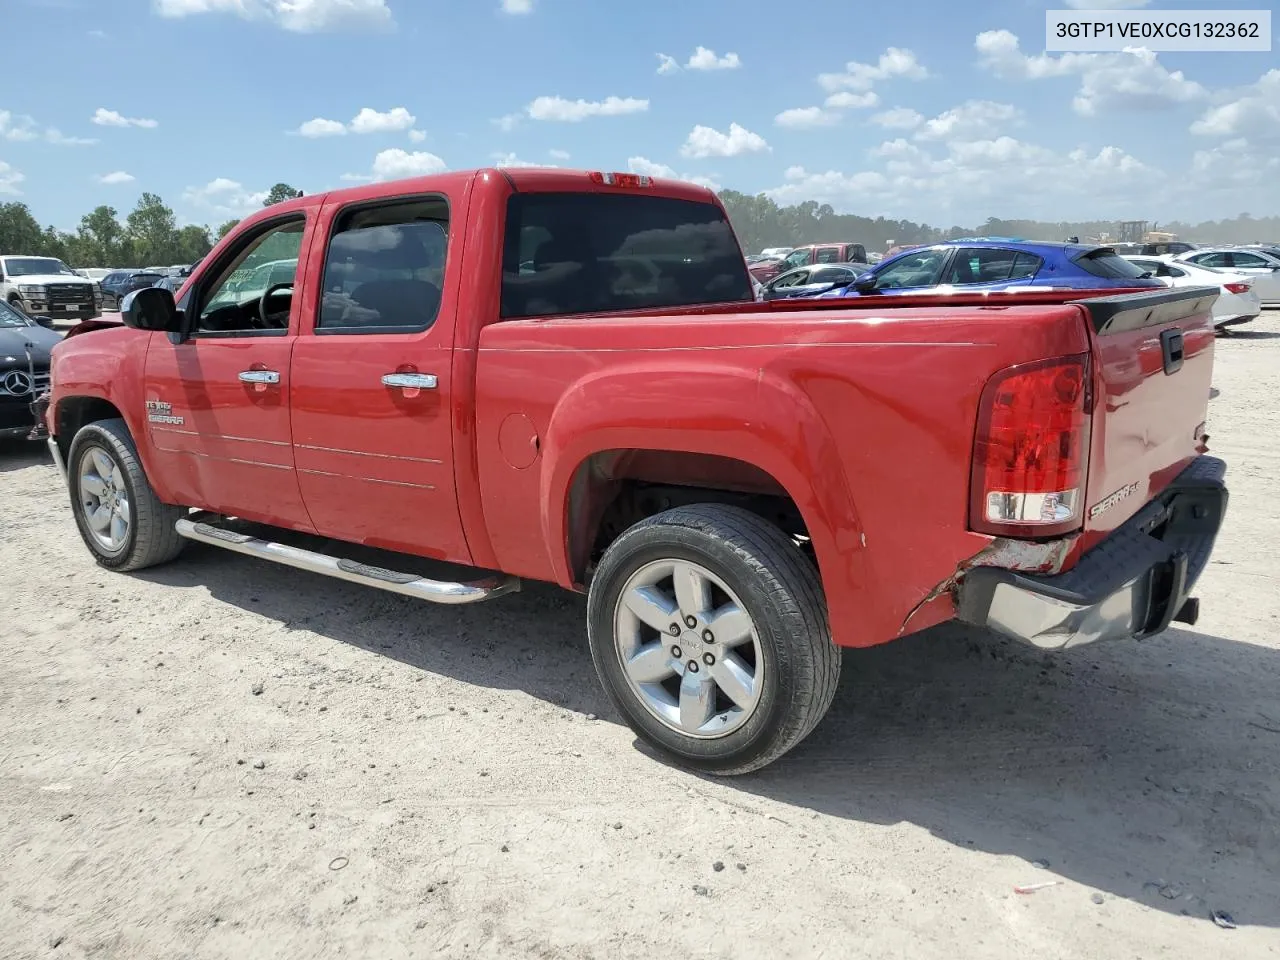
[0,112,39,141]
[45,129,98,146]
[1190,69,1280,139]
[656,47,742,73]
[296,107,416,137]
[349,106,415,134]
[871,107,924,130]
[97,171,136,185]
[974,30,1207,115]
[818,47,928,93]
[686,46,741,71]
[2,111,96,144]
[627,156,721,191]
[768,136,1155,222]
[183,177,270,217]
[154,0,393,32]
[92,108,158,129]
[492,152,554,168]
[0,160,23,195]
[775,107,841,129]
[824,91,879,110]
[526,95,649,122]
[298,117,347,137]
[370,148,448,181]
[914,100,1020,140]
[500,0,532,11]
[680,123,769,159]
[408,129,427,143]
[548,148,571,160]
[494,112,523,132]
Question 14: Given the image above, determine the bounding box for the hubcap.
[613,559,763,739]
[78,446,131,553]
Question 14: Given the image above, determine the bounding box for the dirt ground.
[3,316,1279,960]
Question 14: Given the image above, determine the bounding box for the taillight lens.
[1223,282,1251,294]
[970,354,1092,538]
[588,171,653,188]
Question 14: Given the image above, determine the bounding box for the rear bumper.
[957,456,1228,651]
[1216,312,1260,329]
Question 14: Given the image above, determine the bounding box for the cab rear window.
[500,193,753,319]
[1073,248,1150,280]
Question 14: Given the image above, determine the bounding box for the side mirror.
[853,274,877,292]
[121,287,182,332]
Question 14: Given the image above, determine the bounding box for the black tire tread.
[589,503,840,775]
[68,418,185,572]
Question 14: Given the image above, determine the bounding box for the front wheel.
[587,504,840,775]
[67,418,186,572]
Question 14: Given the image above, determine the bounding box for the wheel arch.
[539,366,871,645]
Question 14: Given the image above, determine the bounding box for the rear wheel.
[67,418,185,572]
[587,504,840,775]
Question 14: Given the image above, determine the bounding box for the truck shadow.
[0,438,53,474]
[137,544,1279,929]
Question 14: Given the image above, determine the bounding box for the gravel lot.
[3,315,1279,959]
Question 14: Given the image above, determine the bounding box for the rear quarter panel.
[474,304,1092,647]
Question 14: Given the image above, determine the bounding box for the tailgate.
[1079,287,1218,544]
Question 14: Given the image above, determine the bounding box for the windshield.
[3,257,77,278]
[0,299,34,327]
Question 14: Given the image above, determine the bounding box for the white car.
[1124,255,1261,331]
[0,255,102,326]
[1174,247,1280,305]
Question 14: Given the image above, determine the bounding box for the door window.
[871,248,950,290]
[318,197,449,333]
[943,248,1042,285]
[783,248,811,268]
[771,269,811,289]
[1189,252,1230,269]
[196,219,305,335]
[1228,252,1271,269]
[813,246,841,264]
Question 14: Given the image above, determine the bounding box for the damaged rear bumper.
[956,456,1227,651]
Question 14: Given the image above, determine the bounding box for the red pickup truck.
[43,168,1228,774]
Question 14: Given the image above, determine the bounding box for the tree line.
[0,183,301,269]
[0,181,1274,268]
[715,191,1280,254]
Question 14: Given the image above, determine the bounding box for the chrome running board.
[175,518,520,605]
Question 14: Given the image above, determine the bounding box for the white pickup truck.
[0,255,101,326]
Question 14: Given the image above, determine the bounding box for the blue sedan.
[811,240,1166,298]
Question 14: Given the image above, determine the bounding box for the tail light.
[1223,282,1251,294]
[588,171,652,188]
[969,354,1092,539]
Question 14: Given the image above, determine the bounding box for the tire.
[587,504,840,775]
[67,418,186,572]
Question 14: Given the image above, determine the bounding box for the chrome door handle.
[382,373,438,390]
[238,370,280,384]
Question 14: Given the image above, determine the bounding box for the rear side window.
[1073,249,1150,280]
[814,246,841,264]
[318,197,449,332]
[945,248,1042,285]
[500,193,753,319]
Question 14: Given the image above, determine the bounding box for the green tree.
[174,224,213,263]
[263,183,303,206]
[216,219,240,240]
[125,192,178,264]
[0,201,45,254]
[71,205,128,267]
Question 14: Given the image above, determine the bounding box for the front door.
[143,211,318,532]
[289,189,470,563]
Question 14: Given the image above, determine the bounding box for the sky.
[2,0,1277,232]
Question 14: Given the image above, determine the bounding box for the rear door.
[1225,251,1280,301]
[939,247,1043,291]
[288,186,471,562]
[1078,287,1217,544]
